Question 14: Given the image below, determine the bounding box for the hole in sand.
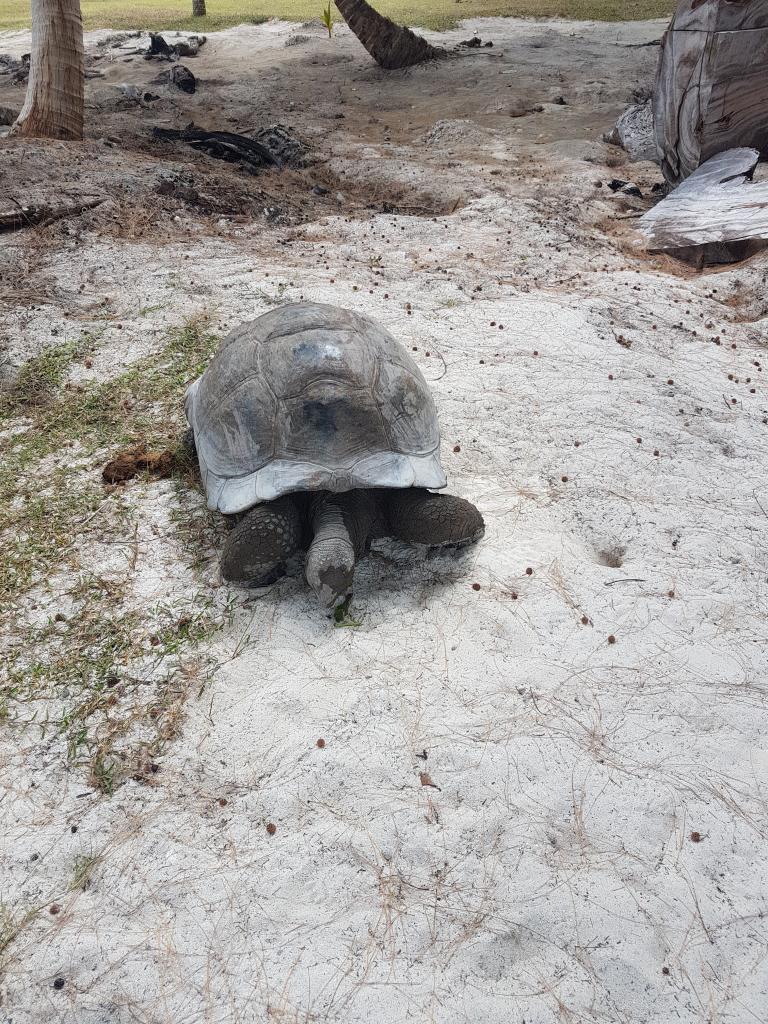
[596,545,626,568]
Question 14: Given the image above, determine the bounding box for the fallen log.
[153,64,196,93]
[334,0,445,69]
[654,0,768,183]
[638,148,768,266]
[0,193,106,232]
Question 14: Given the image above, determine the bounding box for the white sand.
[1,17,767,1024]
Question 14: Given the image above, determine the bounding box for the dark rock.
[153,64,196,93]
[169,65,196,93]
[175,38,201,57]
[0,52,29,84]
[146,33,175,60]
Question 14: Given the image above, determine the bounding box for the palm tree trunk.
[10,0,83,140]
[192,0,207,15]
[334,0,444,70]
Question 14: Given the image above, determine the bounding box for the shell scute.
[186,302,446,513]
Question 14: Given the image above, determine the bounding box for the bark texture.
[334,0,444,69]
[639,147,768,266]
[11,0,83,140]
[654,0,768,183]
[192,0,207,16]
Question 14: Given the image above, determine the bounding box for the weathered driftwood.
[334,0,445,69]
[0,193,105,231]
[639,148,768,265]
[654,0,768,183]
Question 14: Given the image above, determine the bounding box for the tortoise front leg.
[383,489,484,547]
[305,491,379,608]
[220,495,304,586]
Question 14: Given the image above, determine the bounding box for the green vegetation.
[0,316,225,793]
[333,595,362,628]
[0,0,673,33]
[0,316,217,601]
[321,0,333,37]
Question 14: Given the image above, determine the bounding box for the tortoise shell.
[185,302,446,513]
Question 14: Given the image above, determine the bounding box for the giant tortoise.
[185,301,483,607]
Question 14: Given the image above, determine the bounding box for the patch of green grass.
[0,0,673,33]
[0,315,217,605]
[333,595,362,628]
[0,315,225,792]
[89,752,117,795]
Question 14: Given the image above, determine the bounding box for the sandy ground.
[2,16,768,1024]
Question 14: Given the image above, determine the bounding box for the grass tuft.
[0,314,224,794]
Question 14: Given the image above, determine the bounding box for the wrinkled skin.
[221,487,484,609]
[183,428,483,609]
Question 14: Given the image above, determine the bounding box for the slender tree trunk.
[334,0,444,70]
[192,0,207,16]
[10,0,83,140]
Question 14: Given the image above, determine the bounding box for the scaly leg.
[220,495,304,586]
[383,489,484,547]
[305,491,379,608]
